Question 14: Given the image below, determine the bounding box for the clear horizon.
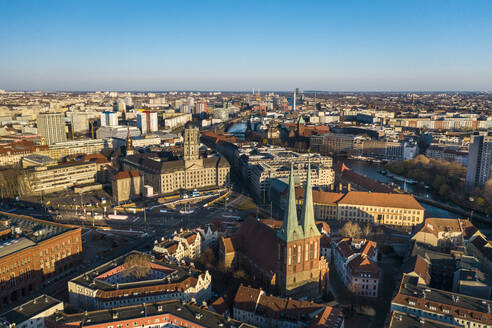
[1,0,492,91]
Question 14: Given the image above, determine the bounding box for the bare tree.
[123,253,151,279]
[362,224,373,238]
[198,248,217,269]
[340,222,362,238]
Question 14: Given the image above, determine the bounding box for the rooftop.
[0,294,62,325]
[338,191,424,210]
[392,275,492,324]
[389,311,460,328]
[48,300,252,328]
[70,251,207,296]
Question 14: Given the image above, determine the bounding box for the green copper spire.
[300,161,321,238]
[278,163,304,242]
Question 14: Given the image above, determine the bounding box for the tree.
[233,269,248,280]
[362,224,373,238]
[340,222,362,239]
[123,253,151,279]
[198,248,217,268]
[413,154,430,166]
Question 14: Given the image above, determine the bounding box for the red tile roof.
[338,191,424,210]
[114,170,141,180]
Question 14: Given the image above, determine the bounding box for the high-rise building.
[293,90,296,111]
[179,103,192,113]
[466,132,492,189]
[100,111,118,127]
[137,111,158,134]
[37,113,67,145]
[113,101,126,112]
[194,102,207,115]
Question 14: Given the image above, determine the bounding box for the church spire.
[300,161,321,238]
[278,163,303,242]
[126,126,134,155]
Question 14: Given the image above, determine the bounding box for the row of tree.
[386,155,492,215]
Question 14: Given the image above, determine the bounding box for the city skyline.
[1,0,492,91]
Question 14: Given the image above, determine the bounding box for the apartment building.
[332,238,379,298]
[68,251,212,310]
[153,230,202,263]
[232,285,344,328]
[0,295,63,328]
[45,300,252,328]
[391,275,492,327]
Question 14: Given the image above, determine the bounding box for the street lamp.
[469,197,474,220]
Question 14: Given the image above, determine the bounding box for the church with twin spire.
[220,163,329,298]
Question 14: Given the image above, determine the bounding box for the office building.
[0,213,82,310]
[37,113,67,145]
[25,161,98,194]
[122,123,230,194]
[337,191,425,226]
[466,132,492,189]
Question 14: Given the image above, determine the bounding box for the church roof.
[277,164,304,242]
[236,217,279,275]
[300,162,321,239]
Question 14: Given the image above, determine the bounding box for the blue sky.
[1,0,491,91]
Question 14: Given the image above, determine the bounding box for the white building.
[153,230,202,263]
[163,113,192,129]
[100,111,118,127]
[137,111,158,134]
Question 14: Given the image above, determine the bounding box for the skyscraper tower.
[37,113,67,145]
[293,90,296,112]
[466,132,492,189]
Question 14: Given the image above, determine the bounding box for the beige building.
[123,123,230,194]
[282,187,343,221]
[111,170,143,203]
[0,139,111,167]
[47,139,111,161]
[412,218,481,250]
[337,191,424,226]
[26,161,97,194]
[153,230,202,263]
